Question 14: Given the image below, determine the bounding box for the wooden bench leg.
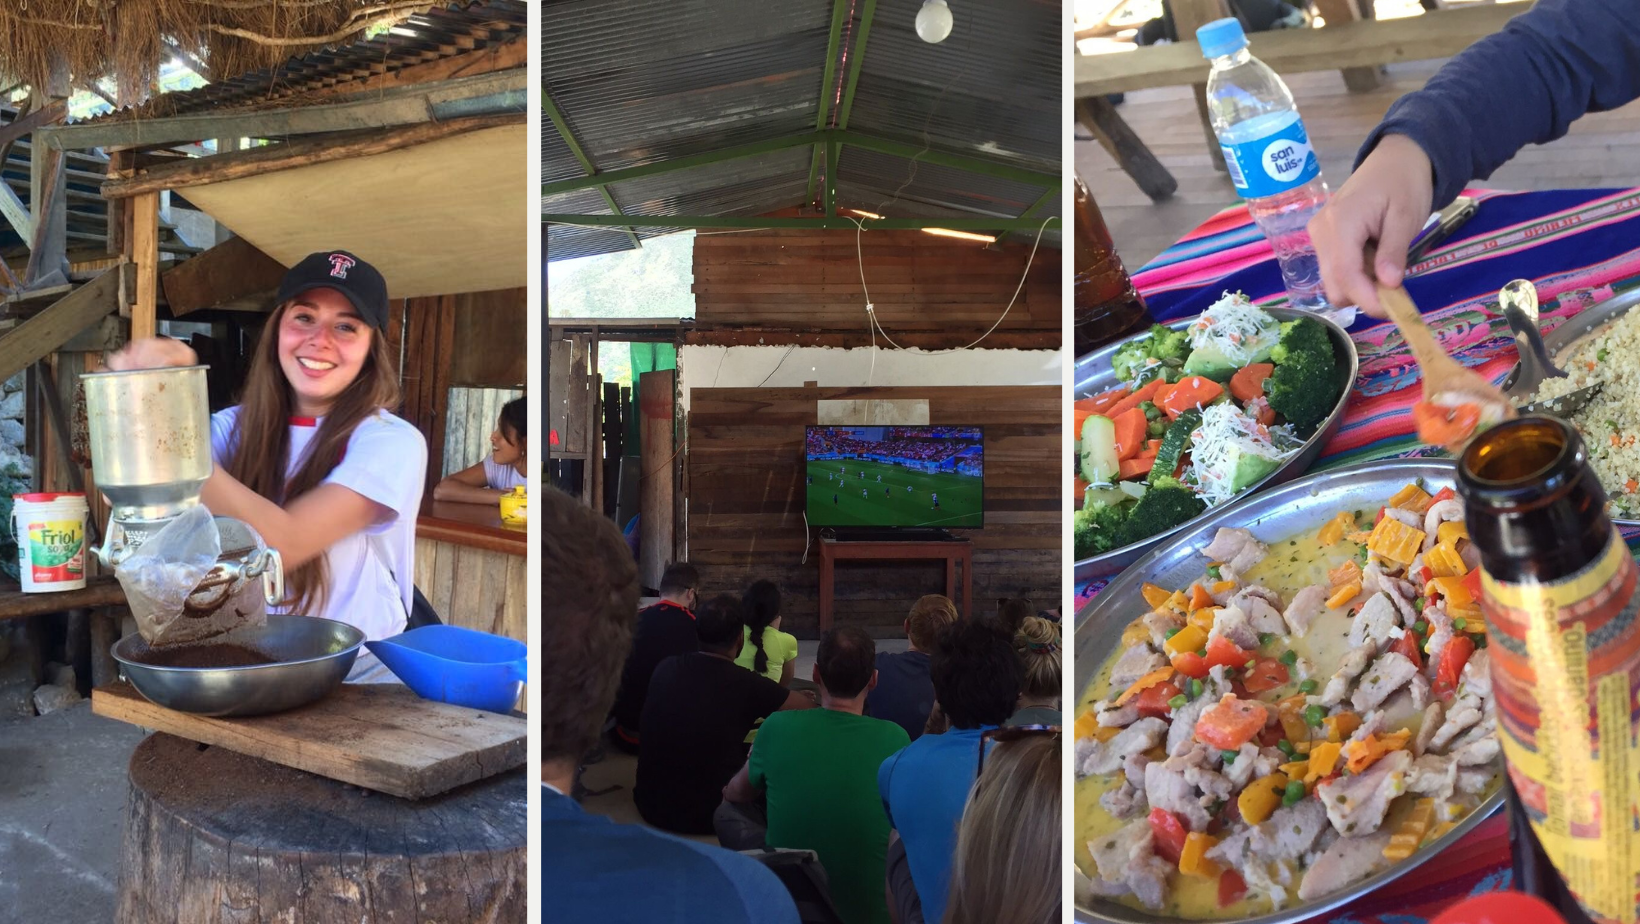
[1076,97,1177,203]
[1314,0,1382,91]
[1171,0,1231,174]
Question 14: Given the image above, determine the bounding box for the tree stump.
[115,734,526,923]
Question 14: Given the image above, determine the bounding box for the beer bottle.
[1073,175,1151,355]
[1456,416,1634,924]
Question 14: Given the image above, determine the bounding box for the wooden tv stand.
[816,536,973,631]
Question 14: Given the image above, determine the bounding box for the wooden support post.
[130,192,158,340]
[1314,0,1382,91]
[638,369,677,590]
[589,331,602,517]
[1172,0,1231,174]
[1076,97,1177,203]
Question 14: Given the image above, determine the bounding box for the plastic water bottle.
[1197,18,1335,317]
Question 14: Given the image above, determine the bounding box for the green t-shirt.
[733,625,799,683]
[749,708,910,924]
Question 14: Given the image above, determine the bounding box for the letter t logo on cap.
[328,253,356,279]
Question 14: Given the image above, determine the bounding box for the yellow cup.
[499,486,527,525]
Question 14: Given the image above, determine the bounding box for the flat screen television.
[804,425,984,528]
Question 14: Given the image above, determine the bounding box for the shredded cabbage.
[1188,292,1281,365]
[1188,403,1304,506]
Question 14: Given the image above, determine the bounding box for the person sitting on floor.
[733,580,799,685]
[865,594,959,741]
[634,594,814,836]
[542,486,799,924]
[942,727,1061,924]
[1008,616,1062,727]
[993,596,1035,638]
[878,621,1022,924]
[608,562,701,752]
[718,627,910,924]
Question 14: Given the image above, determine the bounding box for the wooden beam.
[1076,97,1177,203]
[681,328,1062,350]
[1171,0,1231,174]
[295,37,525,101]
[42,69,526,152]
[0,99,65,153]
[24,145,67,285]
[0,184,33,242]
[1313,0,1381,91]
[101,113,522,199]
[0,575,125,621]
[160,236,287,317]
[1075,3,1520,96]
[0,264,131,384]
[131,194,159,340]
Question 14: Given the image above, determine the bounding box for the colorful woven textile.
[1078,187,1640,921]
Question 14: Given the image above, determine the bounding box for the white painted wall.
[677,345,1061,411]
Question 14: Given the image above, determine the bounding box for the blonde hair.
[906,594,959,650]
[1013,616,1062,701]
[943,733,1061,924]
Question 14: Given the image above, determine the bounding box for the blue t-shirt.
[877,726,991,924]
[865,650,935,741]
[540,787,799,924]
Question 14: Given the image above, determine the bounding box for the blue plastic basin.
[365,625,525,713]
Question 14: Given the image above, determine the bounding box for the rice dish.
[1525,309,1640,517]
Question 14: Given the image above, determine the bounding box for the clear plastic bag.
[116,506,268,646]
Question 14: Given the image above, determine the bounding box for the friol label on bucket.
[27,519,83,581]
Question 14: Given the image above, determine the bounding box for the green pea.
[1413,619,1429,635]
[1222,749,1238,763]
[1276,739,1296,757]
[1168,694,1188,709]
[1299,679,1318,694]
[1413,597,1425,611]
[1189,679,1204,699]
[1282,781,1306,806]
[1258,632,1275,648]
[1279,650,1298,666]
[1244,659,1257,670]
[1166,627,1181,639]
[1207,565,1222,580]
[1304,705,1326,727]
[1599,347,1610,363]
[1454,618,1468,631]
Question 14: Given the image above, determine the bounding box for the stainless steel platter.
[113,614,363,717]
[1074,308,1360,581]
[1074,458,1503,924]
[1501,286,1640,526]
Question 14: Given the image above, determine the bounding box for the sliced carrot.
[1195,695,1269,751]
[1189,582,1214,611]
[1160,376,1225,418]
[1413,401,1482,449]
[1119,451,1158,479]
[1627,479,1638,494]
[1247,396,1276,427]
[1151,381,1177,413]
[1075,387,1129,416]
[1106,380,1164,419]
[1074,477,1090,508]
[1113,407,1149,461]
[1229,363,1275,404]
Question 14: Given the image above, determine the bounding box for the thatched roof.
[0,1,446,103]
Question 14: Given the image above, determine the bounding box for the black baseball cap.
[275,250,389,330]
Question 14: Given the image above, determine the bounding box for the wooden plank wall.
[413,537,526,644]
[687,385,1060,638]
[442,386,523,478]
[692,228,1060,333]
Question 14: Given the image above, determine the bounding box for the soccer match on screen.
[804,426,984,529]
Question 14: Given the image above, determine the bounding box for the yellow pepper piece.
[1317,511,1355,546]
[1141,582,1173,610]
[1384,797,1437,861]
[1278,759,1309,780]
[1114,667,1176,706]
[1342,730,1412,774]
[1210,580,1237,595]
[1143,745,1168,762]
[1189,607,1219,633]
[1277,702,1310,748]
[1121,619,1154,648]
[1424,543,1467,579]
[1429,821,1459,841]
[1426,575,1474,608]
[1164,624,1209,658]
[1237,772,1289,825]
[1323,712,1362,743]
[1326,581,1361,610]
[1305,741,1342,783]
[1437,521,1468,547]
[1166,590,1191,613]
[1091,725,1122,743]
[1367,516,1427,566]
[1388,484,1433,513]
[1073,711,1100,741]
[1179,831,1222,877]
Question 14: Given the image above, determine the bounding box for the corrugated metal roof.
[88,1,525,122]
[545,0,1061,262]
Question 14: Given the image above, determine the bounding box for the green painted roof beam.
[1021,182,1062,219]
[543,89,639,250]
[838,132,1057,189]
[543,213,1061,232]
[824,142,839,217]
[834,0,878,130]
[806,0,850,208]
[804,146,824,204]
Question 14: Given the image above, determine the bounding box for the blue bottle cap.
[1197,18,1247,58]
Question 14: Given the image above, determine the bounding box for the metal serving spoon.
[1500,279,1608,416]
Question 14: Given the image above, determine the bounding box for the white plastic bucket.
[14,493,88,592]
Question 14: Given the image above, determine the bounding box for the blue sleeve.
[879,747,903,829]
[677,842,801,924]
[1358,0,1640,208]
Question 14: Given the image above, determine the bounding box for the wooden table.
[816,537,973,632]
[413,500,527,643]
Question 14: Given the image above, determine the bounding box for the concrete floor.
[578,637,911,845]
[0,701,145,923]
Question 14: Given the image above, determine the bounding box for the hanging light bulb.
[915,0,953,43]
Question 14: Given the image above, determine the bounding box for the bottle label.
[1219,111,1320,199]
[1482,530,1640,924]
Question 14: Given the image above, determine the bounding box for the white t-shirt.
[210,407,427,642]
[482,456,527,491]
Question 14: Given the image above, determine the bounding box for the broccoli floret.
[1147,323,1190,362]
[1113,325,1191,383]
[1074,501,1132,558]
[1269,317,1333,365]
[1265,350,1338,432]
[1111,339,1153,384]
[1111,485,1205,547]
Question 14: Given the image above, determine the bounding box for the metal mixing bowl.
[112,614,363,717]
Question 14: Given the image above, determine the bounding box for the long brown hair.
[222,300,401,617]
[943,732,1061,924]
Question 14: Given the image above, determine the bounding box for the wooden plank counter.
[414,500,526,644]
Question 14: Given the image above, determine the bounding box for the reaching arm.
[779,658,795,686]
[201,472,384,570]
[432,461,502,504]
[722,759,762,804]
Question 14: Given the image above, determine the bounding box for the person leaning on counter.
[104,250,427,683]
[433,396,526,505]
[1307,0,1639,317]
